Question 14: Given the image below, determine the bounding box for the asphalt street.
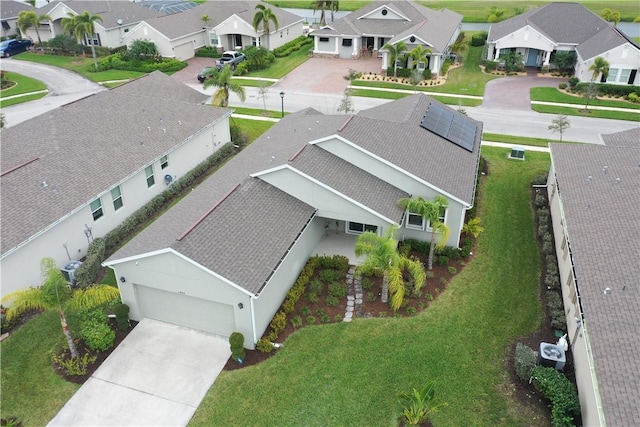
[2,59,638,144]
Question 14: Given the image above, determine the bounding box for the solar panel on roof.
[420,103,476,152]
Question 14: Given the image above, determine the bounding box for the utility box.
[509,147,525,160]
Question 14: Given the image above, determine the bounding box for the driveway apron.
[480,76,562,110]
[48,318,230,427]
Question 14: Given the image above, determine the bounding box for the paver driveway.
[48,319,230,427]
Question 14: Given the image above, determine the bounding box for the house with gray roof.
[0,71,232,297]
[1,0,31,39]
[121,0,304,60]
[20,0,163,48]
[104,94,482,348]
[311,1,462,76]
[486,2,640,85]
[547,127,640,426]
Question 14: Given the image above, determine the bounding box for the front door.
[526,49,539,66]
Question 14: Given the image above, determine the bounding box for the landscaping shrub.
[325,295,340,307]
[256,338,274,353]
[269,311,287,335]
[404,239,430,254]
[558,83,567,90]
[195,46,222,58]
[532,173,548,186]
[243,46,275,71]
[272,35,312,58]
[531,366,580,427]
[514,342,537,381]
[361,277,374,290]
[51,352,97,376]
[45,34,81,55]
[440,59,452,76]
[319,269,342,283]
[328,282,347,299]
[94,52,187,73]
[628,92,640,104]
[234,61,249,75]
[291,315,303,328]
[484,60,498,72]
[125,39,160,62]
[320,314,331,324]
[282,298,296,314]
[547,291,567,331]
[113,303,130,331]
[305,293,319,303]
[437,256,449,266]
[422,69,432,80]
[229,332,246,362]
[306,315,316,324]
[574,82,640,98]
[471,31,488,47]
[81,319,115,352]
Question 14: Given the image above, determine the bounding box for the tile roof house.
[1,0,32,39]
[121,0,304,60]
[486,2,640,85]
[547,127,640,426]
[105,94,482,348]
[0,71,232,297]
[311,0,462,76]
[21,1,163,48]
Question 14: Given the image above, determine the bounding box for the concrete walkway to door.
[48,319,230,427]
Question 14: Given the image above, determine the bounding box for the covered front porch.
[313,231,363,265]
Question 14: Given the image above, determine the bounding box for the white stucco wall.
[576,43,640,85]
[124,24,172,57]
[547,166,605,427]
[314,35,339,55]
[267,22,303,50]
[0,118,231,297]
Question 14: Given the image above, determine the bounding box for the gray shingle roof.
[576,25,635,61]
[550,129,640,427]
[134,0,303,41]
[0,71,229,254]
[174,178,316,294]
[1,0,31,19]
[290,144,408,222]
[109,94,480,293]
[313,1,461,53]
[38,0,163,28]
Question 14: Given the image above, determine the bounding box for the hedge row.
[93,52,187,73]
[574,82,640,97]
[195,46,222,58]
[74,143,236,287]
[531,366,581,427]
[272,35,313,58]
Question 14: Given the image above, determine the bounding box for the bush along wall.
[272,35,313,58]
[75,143,237,287]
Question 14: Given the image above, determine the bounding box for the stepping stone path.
[344,266,363,322]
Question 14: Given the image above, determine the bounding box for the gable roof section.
[550,130,640,427]
[0,71,229,255]
[39,0,162,28]
[1,0,31,20]
[173,178,316,295]
[577,25,640,61]
[314,1,461,53]
[132,0,302,41]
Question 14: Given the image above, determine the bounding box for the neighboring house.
[0,0,31,39]
[0,71,232,297]
[21,0,162,48]
[547,127,640,427]
[311,0,462,76]
[105,94,482,348]
[486,2,640,85]
[122,0,304,60]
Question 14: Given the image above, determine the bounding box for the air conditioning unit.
[509,147,525,160]
[60,260,83,287]
[538,342,566,371]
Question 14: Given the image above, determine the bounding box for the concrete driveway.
[48,319,230,427]
[480,75,564,110]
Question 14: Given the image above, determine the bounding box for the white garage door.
[173,42,194,60]
[135,285,235,337]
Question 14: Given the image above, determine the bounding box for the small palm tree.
[409,45,431,70]
[62,11,103,69]
[397,195,450,270]
[584,56,609,110]
[462,217,484,238]
[1,258,120,359]
[601,8,621,26]
[400,380,446,425]
[383,41,407,78]
[201,14,211,27]
[203,65,246,107]
[17,10,51,45]
[355,225,426,311]
[487,6,507,22]
[253,4,279,49]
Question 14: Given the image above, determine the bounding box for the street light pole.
[279,91,285,118]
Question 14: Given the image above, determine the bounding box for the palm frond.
[70,285,120,310]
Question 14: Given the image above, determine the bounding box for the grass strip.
[0,71,47,97]
[231,78,275,87]
[531,87,640,110]
[482,132,581,147]
[231,106,287,118]
[0,92,48,108]
[531,104,640,121]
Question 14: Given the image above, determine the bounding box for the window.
[346,222,377,235]
[111,186,123,211]
[405,212,425,230]
[160,155,169,169]
[319,37,329,43]
[606,68,619,83]
[409,36,416,43]
[342,38,352,47]
[252,37,258,46]
[90,198,103,221]
[427,209,446,230]
[145,165,155,188]
[619,69,631,84]
[417,61,426,71]
[209,31,218,46]
[381,8,388,16]
[1,21,10,31]
[280,31,283,38]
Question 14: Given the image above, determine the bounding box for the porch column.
[543,50,551,66]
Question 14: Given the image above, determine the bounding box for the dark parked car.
[0,39,32,57]
[197,67,215,82]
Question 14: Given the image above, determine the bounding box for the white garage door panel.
[135,285,235,337]
[173,42,193,60]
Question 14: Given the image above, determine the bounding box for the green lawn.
[0,71,47,97]
[267,1,639,22]
[189,147,551,427]
[0,92,48,108]
[246,44,313,79]
[14,53,145,82]
[352,44,496,97]
[231,117,276,141]
[531,104,640,121]
[482,132,580,147]
[0,311,80,426]
[231,78,275,87]
[531,87,640,110]
[232,106,287,118]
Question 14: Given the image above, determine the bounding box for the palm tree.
[17,10,51,45]
[313,1,329,26]
[355,225,426,311]
[201,14,211,27]
[203,65,246,107]
[253,4,279,49]
[329,1,340,22]
[584,56,609,110]
[409,45,431,70]
[397,195,450,270]
[487,6,507,22]
[61,11,103,69]
[600,8,621,26]
[383,41,407,78]
[1,258,120,359]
